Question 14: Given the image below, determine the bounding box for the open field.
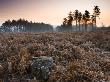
[0,32,110,82]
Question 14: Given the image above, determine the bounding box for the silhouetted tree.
[91,15,96,30]
[63,18,67,27]
[2,20,12,32]
[60,11,73,31]
[74,10,79,30]
[83,10,90,31]
[67,11,73,26]
[93,6,101,27]
[67,11,73,31]
[78,12,82,31]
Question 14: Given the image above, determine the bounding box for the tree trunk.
[95,16,97,30]
[91,22,93,31]
[76,20,77,31]
[85,22,87,31]
[79,21,80,31]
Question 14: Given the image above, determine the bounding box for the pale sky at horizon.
[0,0,110,27]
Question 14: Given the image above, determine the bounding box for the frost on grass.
[0,32,110,82]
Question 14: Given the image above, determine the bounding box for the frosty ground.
[0,32,110,82]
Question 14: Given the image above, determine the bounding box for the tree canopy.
[0,19,53,32]
[57,6,101,32]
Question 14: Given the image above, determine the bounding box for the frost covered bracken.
[0,32,110,82]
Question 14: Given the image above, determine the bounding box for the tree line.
[57,6,101,31]
[0,19,53,32]
[0,6,101,32]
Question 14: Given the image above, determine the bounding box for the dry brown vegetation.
[0,32,110,82]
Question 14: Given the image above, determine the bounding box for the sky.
[0,0,110,27]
